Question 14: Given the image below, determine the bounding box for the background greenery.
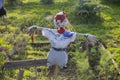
[0,0,120,80]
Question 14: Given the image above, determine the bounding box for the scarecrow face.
[56,20,61,27]
[55,14,66,23]
[54,11,68,28]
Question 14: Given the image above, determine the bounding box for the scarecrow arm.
[76,33,88,37]
[76,33,98,46]
[26,25,43,35]
[26,25,57,36]
[26,25,43,36]
[26,25,43,42]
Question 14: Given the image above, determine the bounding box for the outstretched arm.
[26,25,57,36]
[26,25,57,42]
[76,33,88,37]
[26,25,43,42]
[76,33,98,46]
[26,25,43,36]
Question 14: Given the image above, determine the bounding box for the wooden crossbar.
[3,59,47,70]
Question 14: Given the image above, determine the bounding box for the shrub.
[76,0,100,16]
[75,0,101,23]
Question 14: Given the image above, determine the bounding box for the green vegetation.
[0,0,120,80]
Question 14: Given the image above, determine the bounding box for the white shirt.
[42,28,76,48]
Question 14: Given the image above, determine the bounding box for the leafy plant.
[75,0,101,24]
[76,0,100,15]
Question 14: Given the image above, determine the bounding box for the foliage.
[76,0,100,16]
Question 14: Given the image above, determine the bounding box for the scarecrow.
[26,11,97,70]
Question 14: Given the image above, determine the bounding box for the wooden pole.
[17,69,24,80]
[53,65,59,80]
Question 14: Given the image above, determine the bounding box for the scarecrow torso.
[42,28,76,48]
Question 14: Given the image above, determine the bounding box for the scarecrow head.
[54,11,69,34]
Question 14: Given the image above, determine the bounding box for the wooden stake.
[53,65,59,80]
[17,69,24,80]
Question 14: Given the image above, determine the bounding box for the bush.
[76,0,100,16]
[75,0,101,24]
[40,0,54,4]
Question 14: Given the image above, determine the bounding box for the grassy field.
[0,0,120,80]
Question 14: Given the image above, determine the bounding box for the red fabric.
[55,12,66,23]
[58,27,65,34]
